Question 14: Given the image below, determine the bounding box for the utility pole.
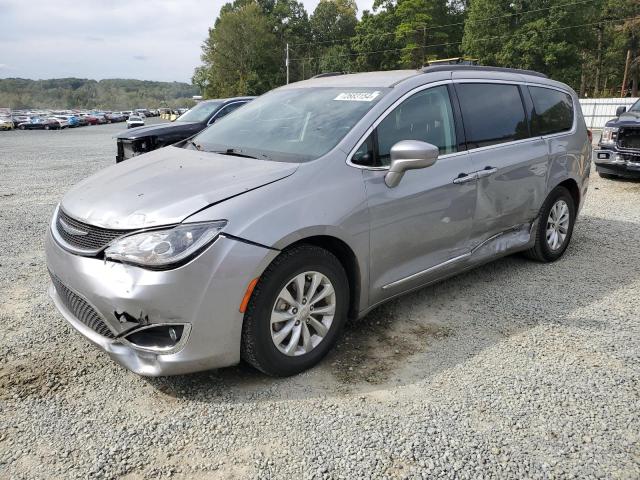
[286,43,290,85]
[594,24,603,97]
[621,49,631,98]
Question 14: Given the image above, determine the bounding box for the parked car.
[56,115,80,127]
[55,116,71,128]
[75,115,89,127]
[46,66,590,377]
[81,114,99,125]
[12,114,30,125]
[115,97,254,162]
[18,117,61,130]
[126,115,145,128]
[593,99,640,179]
[0,116,14,130]
[106,112,126,123]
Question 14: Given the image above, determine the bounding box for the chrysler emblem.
[59,218,88,236]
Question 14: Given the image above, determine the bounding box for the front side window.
[529,86,574,135]
[456,83,529,149]
[212,102,246,123]
[375,85,457,167]
[194,87,388,163]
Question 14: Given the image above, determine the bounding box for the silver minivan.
[46,66,591,376]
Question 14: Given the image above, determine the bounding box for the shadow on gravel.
[138,214,639,402]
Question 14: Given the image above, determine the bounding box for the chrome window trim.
[207,101,246,126]
[347,78,580,171]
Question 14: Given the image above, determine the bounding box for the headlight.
[104,221,226,268]
[600,126,618,145]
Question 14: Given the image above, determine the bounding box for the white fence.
[579,97,638,130]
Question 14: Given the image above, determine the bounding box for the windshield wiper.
[187,139,201,151]
[213,148,259,159]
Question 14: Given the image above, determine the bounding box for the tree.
[462,0,600,92]
[199,1,282,97]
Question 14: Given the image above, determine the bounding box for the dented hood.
[61,146,298,229]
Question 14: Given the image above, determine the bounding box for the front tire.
[241,244,349,376]
[525,186,576,262]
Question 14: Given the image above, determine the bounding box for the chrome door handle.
[475,167,498,178]
[453,173,477,184]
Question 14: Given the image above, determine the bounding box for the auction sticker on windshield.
[334,91,381,102]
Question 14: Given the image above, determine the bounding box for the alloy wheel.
[270,271,336,356]
[546,199,570,251]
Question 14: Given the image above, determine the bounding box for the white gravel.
[0,124,639,479]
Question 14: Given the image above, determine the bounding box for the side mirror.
[385,140,439,188]
[616,106,627,117]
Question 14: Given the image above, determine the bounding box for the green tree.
[200,1,281,97]
[462,0,602,92]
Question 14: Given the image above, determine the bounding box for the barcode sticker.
[333,91,381,102]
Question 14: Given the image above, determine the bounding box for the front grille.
[56,209,131,253]
[49,272,115,338]
[617,128,640,151]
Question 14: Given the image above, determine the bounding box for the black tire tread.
[241,244,346,376]
[524,186,574,262]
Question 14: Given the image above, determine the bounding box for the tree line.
[0,78,199,110]
[194,0,640,99]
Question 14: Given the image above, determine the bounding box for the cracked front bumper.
[45,229,278,375]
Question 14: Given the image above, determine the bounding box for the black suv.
[115,97,254,163]
[594,100,640,179]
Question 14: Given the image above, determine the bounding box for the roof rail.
[421,64,548,79]
[311,72,346,79]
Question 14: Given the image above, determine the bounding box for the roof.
[281,65,555,89]
[205,96,256,103]
[281,70,419,89]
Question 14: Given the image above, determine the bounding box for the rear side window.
[456,83,529,149]
[529,86,574,135]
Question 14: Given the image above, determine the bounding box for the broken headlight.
[105,221,226,268]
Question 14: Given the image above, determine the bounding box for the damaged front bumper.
[45,228,278,375]
[593,148,640,178]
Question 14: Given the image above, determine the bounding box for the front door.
[354,84,477,304]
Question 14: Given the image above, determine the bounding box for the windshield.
[192,87,389,162]
[176,101,223,123]
[629,100,640,112]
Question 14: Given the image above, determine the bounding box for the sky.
[0,0,374,83]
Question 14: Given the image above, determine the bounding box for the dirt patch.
[329,302,453,386]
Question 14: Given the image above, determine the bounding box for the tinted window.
[529,86,574,135]
[456,83,529,148]
[214,102,245,122]
[376,85,457,167]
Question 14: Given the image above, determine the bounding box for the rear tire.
[524,186,576,262]
[241,244,349,376]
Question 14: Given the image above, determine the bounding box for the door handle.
[475,167,498,178]
[453,173,477,184]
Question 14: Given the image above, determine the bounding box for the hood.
[607,110,640,128]
[116,121,201,140]
[61,146,298,229]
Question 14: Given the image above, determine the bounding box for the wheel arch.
[553,178,581,211]
[280,235,362,319]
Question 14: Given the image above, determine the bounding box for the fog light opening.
[122,324,190,354]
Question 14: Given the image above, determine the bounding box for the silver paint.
[46,68,591,375]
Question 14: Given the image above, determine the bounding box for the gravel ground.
[0,123,639,479]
